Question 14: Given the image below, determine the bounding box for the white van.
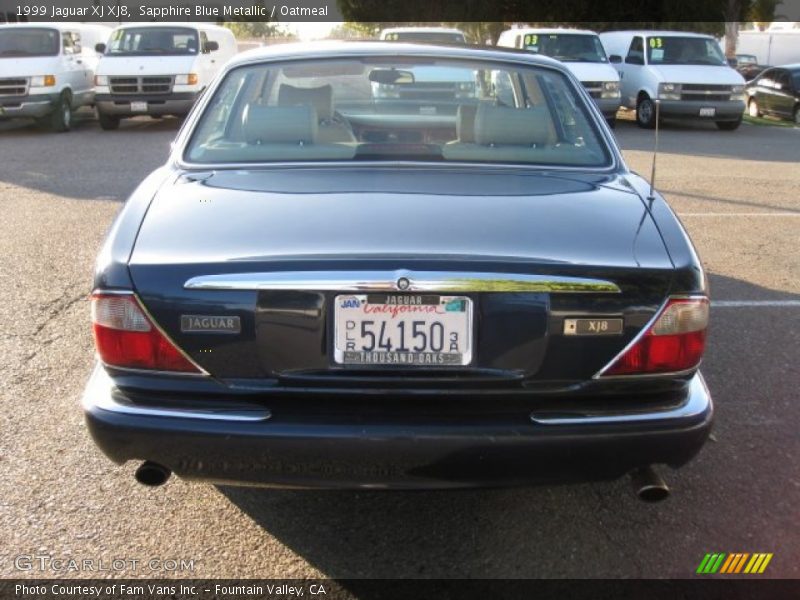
[0,23,109,131]
[93,23,236,130]
[379,27,467,44]
[497,28,622,126]
[599,30,746,130]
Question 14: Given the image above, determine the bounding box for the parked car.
[745,65,800,124]
[93,23,236,130]
[497,28,622,126]
[735,53,769,80]
[84,42,713,496]
[379,26,467,44]
[600,30,746,130]
[0,22,109,131]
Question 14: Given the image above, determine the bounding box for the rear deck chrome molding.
[184,271,621,294]
[530,372,711,425]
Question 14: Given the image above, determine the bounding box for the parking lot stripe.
[712,300,800,308]
[679,213,800,217]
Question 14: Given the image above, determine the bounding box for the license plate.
[130,101,148,113]
[334,294,473,366]
[699,107,716,117]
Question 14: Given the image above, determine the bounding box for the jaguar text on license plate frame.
[333,294,473,366]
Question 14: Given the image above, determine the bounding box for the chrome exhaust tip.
[630,466,670,502]
[134,461,171,487]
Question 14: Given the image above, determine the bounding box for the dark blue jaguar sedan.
[83,42,712,498]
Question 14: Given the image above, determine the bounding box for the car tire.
[636,96,656,129]
[716,118,742,131]
[98,113,121,131]
[606,117,617,129]
[748,98,761,118]
[40,91,72,132]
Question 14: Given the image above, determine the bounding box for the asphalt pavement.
[0,111,798,580]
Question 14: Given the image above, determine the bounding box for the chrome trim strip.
[84,366,270,422]
[591,294,707,379]
[530,372,711,425]
[184,271,621,294]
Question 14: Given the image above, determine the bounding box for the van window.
[0,27,59,57]
[626,37,644,63]
[200,31,209,54]
[105,27,199,56]
[383,31,467,44]
[63,31,81,55]
[646,36,725,66]
[521,33,608,63]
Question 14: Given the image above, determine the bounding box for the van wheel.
[716,118,742,131]
[636,96,656,129]
[748,98,761,118]
[98,113,120,131]
[40,92,72,132]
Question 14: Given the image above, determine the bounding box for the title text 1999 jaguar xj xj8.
[83,42,712,497]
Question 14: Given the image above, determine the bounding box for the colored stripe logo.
[697,552,773,574]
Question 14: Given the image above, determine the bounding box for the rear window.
[185,57,611,168]
[106,27,199,56]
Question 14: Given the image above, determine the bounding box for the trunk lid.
[128,168,674,384]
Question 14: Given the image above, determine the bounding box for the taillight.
[91,293,202,373]
[599,297,709,377]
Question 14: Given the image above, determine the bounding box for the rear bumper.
[0,93,58,118]
[95,92,199,117]
[658,99,745,121]
[83,365,713,489]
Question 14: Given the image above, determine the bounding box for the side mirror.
[203,40,219,53]
[609,54,622,64]
[625,55,644,65]
[95,42,106,53]
[727,57,738,68]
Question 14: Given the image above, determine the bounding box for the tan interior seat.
[277,83,356,143]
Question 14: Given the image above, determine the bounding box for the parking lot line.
[711,300,800,308]
[679,213,800,217]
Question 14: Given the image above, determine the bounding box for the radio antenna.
[648,100,661,201]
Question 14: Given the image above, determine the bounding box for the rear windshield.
[383,32,467,44]
[521,33,607,63]
[185,57,611,168]
[105,27,199,56]
[0,28,59,58]
[646,36,726,66]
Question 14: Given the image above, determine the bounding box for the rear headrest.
[456,104,478,143]
[242,105,318,145]
[278,84,334,121]
[474,104,552,146]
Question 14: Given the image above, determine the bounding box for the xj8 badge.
[563,318,623,336]
[181,315,241,334]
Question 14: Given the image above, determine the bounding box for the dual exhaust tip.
[133,460,670,502]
